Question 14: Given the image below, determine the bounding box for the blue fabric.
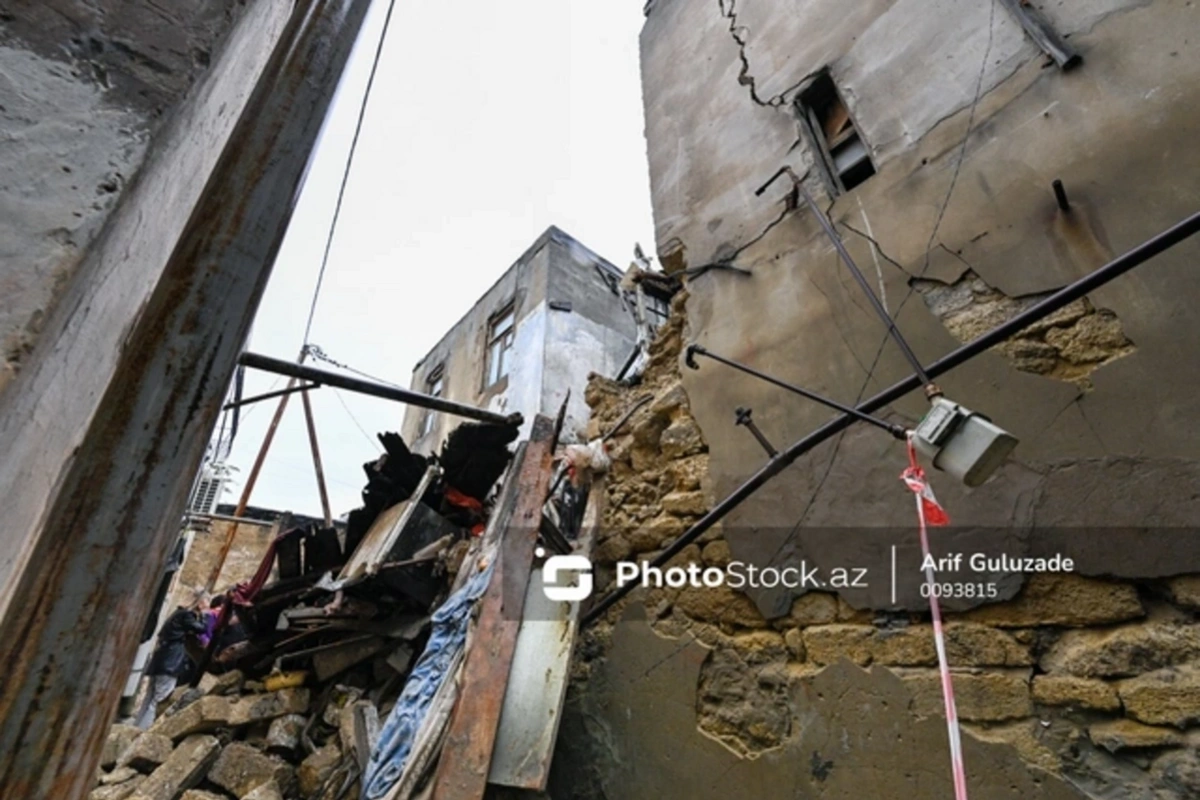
[362,562,495,799]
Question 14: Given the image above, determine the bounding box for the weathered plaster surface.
[0,46,146,387]
[0,0,293,609]
[564,2,1200,796]
[0,0,253,394]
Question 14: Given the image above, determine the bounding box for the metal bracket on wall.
[997,0,1082,70]
[734,407,779,457]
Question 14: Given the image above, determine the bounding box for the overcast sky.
[221,1,655,519]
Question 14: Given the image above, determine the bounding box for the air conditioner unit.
[189,461,233,515]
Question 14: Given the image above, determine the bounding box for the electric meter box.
[912,397,1018,487]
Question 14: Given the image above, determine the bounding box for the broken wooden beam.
[430,415,556,800]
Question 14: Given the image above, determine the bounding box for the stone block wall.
[168,519,280,611]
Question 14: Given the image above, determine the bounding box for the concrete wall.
[402,227,638,448]
[556,1,1200,798]
[541,236,641,441]
[402,231,552,450]
[0,0,293,600]
[0,0,265,395]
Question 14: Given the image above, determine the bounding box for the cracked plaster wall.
[638,0,1200,596]
[553,1,1200,797]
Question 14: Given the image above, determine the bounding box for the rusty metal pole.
[204,368,299,592]
[300,387,334,527]
[0,2,374,797]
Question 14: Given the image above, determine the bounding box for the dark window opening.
[798,72,876,195]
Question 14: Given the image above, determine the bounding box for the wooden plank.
[430,415,556,800]
[488,481,605,790]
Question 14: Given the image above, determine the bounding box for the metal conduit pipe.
[238,352,523,427]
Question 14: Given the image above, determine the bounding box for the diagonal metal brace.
[687,343,908,440]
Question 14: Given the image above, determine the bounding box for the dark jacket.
[147,607,207,678]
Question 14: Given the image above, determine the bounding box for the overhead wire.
[301,0,400,348]
[332,387,383,449]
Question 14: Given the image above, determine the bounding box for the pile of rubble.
[93,421,524,800]
[94,674,365,800]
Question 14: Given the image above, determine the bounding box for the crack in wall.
[718,0,769,107]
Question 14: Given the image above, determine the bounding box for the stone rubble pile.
[93,670,386,800]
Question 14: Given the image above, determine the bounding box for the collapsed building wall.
[554,1,1200,796]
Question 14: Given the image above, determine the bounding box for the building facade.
[401,225,662,450]
[554,2,1200,798]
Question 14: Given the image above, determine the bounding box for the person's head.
[210,593,228,610]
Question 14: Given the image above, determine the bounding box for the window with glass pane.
[485,305,516,387]
[421,368,444,436]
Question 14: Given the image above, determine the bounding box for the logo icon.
[538,547,593,602]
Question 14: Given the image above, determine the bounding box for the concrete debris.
[118,732,173,772]
[265,714,306,759]
[102,724,143,770]
[99,767,140,786]
[243,781,284,800]
[297,742,342,798]
[89,777,146,800]
[92,418,570,800]
[151,689,311,741]
[208,742,294,798]
[126,734,220,800]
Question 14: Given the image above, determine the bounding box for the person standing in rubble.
[133,591,208,729]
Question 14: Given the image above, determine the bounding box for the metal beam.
[222,382,318,410]
[583,209,1200,626]
[239,351,523,427]
[0,1,374,796]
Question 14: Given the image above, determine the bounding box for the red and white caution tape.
[902,435,968,800]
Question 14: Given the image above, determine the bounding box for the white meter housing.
[912,397,1018,487]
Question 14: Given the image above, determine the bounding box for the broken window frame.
[484,303,516,389]
[796,71,876,196]
[420,365,444,437]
